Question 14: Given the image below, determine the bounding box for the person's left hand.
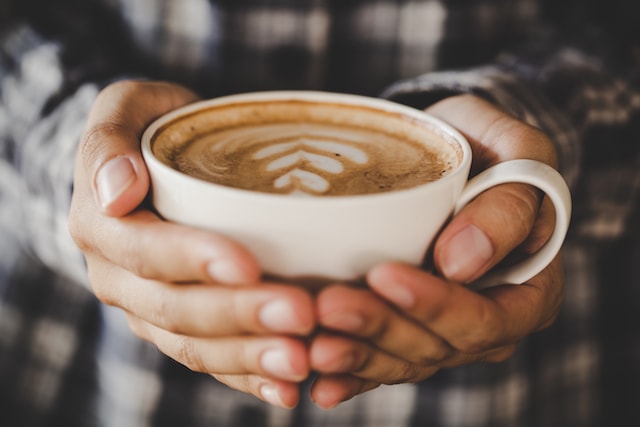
[307,94,565,409]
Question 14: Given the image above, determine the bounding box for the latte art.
[152,100,460,196]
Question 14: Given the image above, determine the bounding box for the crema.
[151,99,460,196]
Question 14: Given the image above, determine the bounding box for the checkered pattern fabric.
[2,0,640,426]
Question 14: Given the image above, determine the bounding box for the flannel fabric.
[1,1,640,426]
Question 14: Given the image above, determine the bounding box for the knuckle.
[67,207,91,253]
[417,286,453,325]
[365,312,393,342]
[125,315,149,341]
[412,344,453,366]
[515,186,541,222]
[80,121,130,166]
[68,188,101,255]
[118,227,158,279]
[350,347,375,375]
[423,302,448,325]
[175,336,206,373]
[91,285,115,307]
[231,291,253,332]
[150,286,180,333]
[499,184,540,236]
[391,362,421,384]
[492,116,557,167]
[238,374,254,394]
[86,265,118,306]
[457,333,503,354]
[125,248,155,279]
[454,308,503,354]
[527,127,558,168]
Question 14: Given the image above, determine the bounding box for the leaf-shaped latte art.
[265,150,344,174]
[274,169,330,193]
[157,119,457,196]
[254,140,368,165]
[244,135,368,195]
[249,138,369,194]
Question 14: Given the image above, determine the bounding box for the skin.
[68,80,564,410]
[309,93,564,408]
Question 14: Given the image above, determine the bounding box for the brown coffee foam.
[152,99,461,196]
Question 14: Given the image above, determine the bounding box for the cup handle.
[453,159,572,290]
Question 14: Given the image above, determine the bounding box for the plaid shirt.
[2,0,640,426]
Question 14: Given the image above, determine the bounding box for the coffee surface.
[152,100,460,196]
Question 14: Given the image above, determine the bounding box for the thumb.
[81,80,199,216]
[425,94,557,284]
[434,182,543,283]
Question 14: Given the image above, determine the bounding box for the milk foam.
[152,100,460,196]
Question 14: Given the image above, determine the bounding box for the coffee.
[143,91,571,287]
[151,99,460,196]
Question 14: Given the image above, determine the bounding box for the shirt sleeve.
[0,2,139,286]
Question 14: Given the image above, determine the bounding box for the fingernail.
[95,156,135,209]
[312,391,340,410]
[376,285,415,309]
[261,349,300,380]
[440,225,494,283]
[260,383,287,408]
[207,260,247,284]
[259,300,300,333]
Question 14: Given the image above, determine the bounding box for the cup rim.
[141,90,472,205]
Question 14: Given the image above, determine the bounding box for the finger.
[70,204,261,284]
[518,195,556,255]
[367,261,563,353]
[426,94,559,283]
[80,80,199,216]
[310,332,439,384]
[312,315,513,385]
[213,374,302,409]
[127,316,310,382]
[314,287,517,377]
[437,344,517,368]
[434,182,543,283]
[316,285,453,364]
[310,375,380,410]
[93,262,314,336]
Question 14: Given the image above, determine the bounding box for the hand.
[308,94,565,408]
[68,80,315,408]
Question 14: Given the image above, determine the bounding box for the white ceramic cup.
[141,91,571,290]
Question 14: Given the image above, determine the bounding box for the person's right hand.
[68,80,315,408]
